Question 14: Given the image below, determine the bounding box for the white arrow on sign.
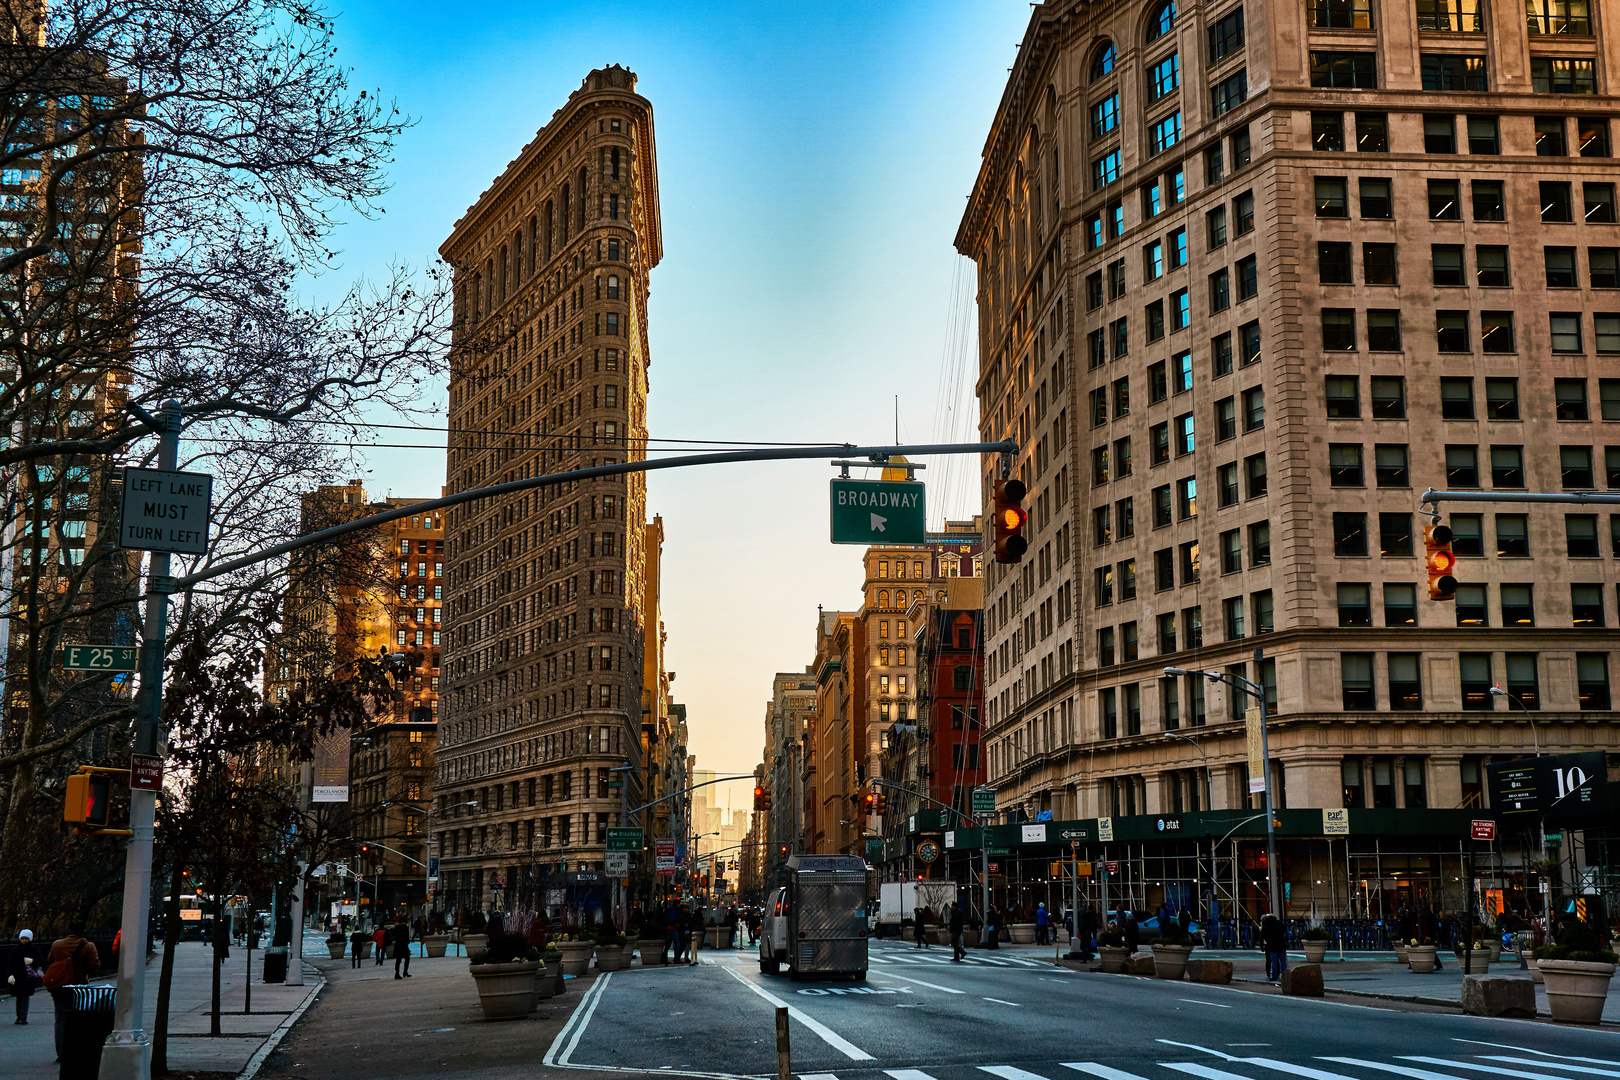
[871,513,887,532]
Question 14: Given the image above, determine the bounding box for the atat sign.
[1487,751,1610,823]
[120,467,213,555]
[829,479,925,545]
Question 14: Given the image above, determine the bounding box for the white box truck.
[876,880,958,935]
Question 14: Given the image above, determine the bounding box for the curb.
[236,964,325,1080]
[1327,986,1460,1009]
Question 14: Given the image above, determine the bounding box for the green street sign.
[971,788,997,814]
[987,847,1012,856]
[607,780,623,790]
[1546,832,1564,843]
[61,645,138,672]
[606,827,644,852]
[829,479,925,545]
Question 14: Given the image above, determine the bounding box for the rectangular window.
[1341,654,1375,710]
[1333,511,1368,556]
[1326,375,1359,416]
[1180,540,1201,583]
[1219,397,1240,440]
[1417,0,1483,31]
[1338,582,1372,626]
[1562,447,1595,489]
[1090,94,1121,137]
[1322,309,1356,350]
[1241,320,1261,365]
[1250,521,1271,564]
[1225,596,1246,639]
[1440,377,1474,419]
[1313,111,1346,152]
[1580,118,1611,157]
[1476,245,1509,287]
[1375,443,1409,486]
[1206,143,1226,185]
[1452,513,1484,556]
[1209,268,1231,311]
[1446,444,1480,486]
[1178,476,1197,519]
[1174,350,1193,394]
[1370,376,1405,418]
[1593,249,1620,288]
[1546,246,1579,287]
[1598,317,1620,354]
[1497,513,1530,556]
[1092,150,1121,189]
[1212,70,1248,116]
[1364,243,1398,285]
[1429,179,1461,220]
[1152,483,1173,526]
[1385,583,1417,627]
[1586,183,1617,223]
[1467,115,1499,153]
[1212,332,1234,376]
[1235,190,1255,233]
[1432,244,1465,286]
[1311,52,1378,88]
[1237,255,1258,299]
[1221,528,1243,573]
[1210,6,1246,59]
[1150,112,1183,155]
[1486,377,1519,419]
[1491,447,1525,488]
[1367,309,1401,351]
[1379,512,1413,556]
[1171,288,1190,330]
[1218,462,1239,506]
[1359,176,1392,217]
[1176,411,1195,455]
[1506,652,1540,707]
[1536,116,1567,156]
[1437,310,1470,352]
[1168,227,1188,268]
[1147,300,1165,341]
[1526,0,1588,31]
[1531,57,1598,95]
[1567,514,1600,556]
[1480,310,1515,353]
[1578,654,1611,709]
[1556,378,1590,419]
[1472,180,1505,220]
[1552,314,1584,354]
[1150,53,1181,100]
[1543,181,1573,222]
[1460,653,1493,710]
[1319,241,1353,283]
[1356,113,1389,152]
[1424,113,1457,153]
[1457,584,1489,626]
[1422,55,1488,91]
[1246,452,1267,497]
[1389,654,1423,709]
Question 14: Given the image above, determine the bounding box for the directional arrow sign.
[830,479,925,545]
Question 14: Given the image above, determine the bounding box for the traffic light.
[875,793,887,814]
[992,479,1028,564]
[753,785,767,811]
[63,772,110,829]
[1425,524,1457,600]
[862,790,876,812]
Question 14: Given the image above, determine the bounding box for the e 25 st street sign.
[61,645,138,672]
[829,479,925,545]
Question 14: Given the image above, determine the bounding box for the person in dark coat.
[1260,913,1288,980]
[949,902,967,961]
[46,921,99,1061]
[984,905,1000,949]
[914,905,931,949]
[349,925,368,969]
[1123,912,1141,953]
[8,928,40,1023]
[392,917,412,978]
[1079,905,1099,960]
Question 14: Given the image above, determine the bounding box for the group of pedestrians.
[342,916,414,977]
[6,921,101,1063]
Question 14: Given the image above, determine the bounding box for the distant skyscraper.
[436,66,662,913]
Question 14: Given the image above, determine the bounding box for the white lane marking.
[1156,1041,1245,1063]
[801,1074,841,1080]
[983,997,1022,1006]
[1063,1063,1159,1080]
[974,956,1013,965]
[1404,1058,1577,1080]
[1321,1057,1467,1080]
[552,969,614,1066]
[1177,998,1232,1008]
[1246,1058,1370,1080]
[722,967,874,1061]
[1164,1064,1272,1080]
[887,1071,943,1080]
[981,1067,1052,1080]
[872,971,965,994]
[1481,1062,1620,1078]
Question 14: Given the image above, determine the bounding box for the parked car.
[1139,915,1202,941]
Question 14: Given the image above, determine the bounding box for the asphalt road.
[548,941,1620,1080]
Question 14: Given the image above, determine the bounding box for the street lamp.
[1164,653,1280,920]
[1489,684,1541,758]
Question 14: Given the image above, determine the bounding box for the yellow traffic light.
[1425,524,1457,600]
[64,773,110,829]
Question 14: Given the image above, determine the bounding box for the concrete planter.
[557,941,594,976]
[638,939,667,965]
[533,961,555,1000]
[901,926,915,941]
[927,928,951,945]
[358,940,374,959]
[1302,940,1330,964]
[596,944,627,971]
[325,940,346,959]
[1539,959,1616,1023]
[1099,946,1131,973]
[1408,945,1438,973]
[1394,943,1409,964]
[461,933,488,955]
[543,951,566,994]
[1530,959,1544,984]
[1151,944,1193,980]
[424,934,449,958]
[1009,923,1037,944]
[1456,948,1492,974]
[470,960,539,1020]
[706,927,723,949]
[1487,939,1502,962]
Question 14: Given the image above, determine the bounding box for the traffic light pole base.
[98,1030,152,1080]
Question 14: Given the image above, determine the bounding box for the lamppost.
[387,800,478,920]
[1165,650,1280,920]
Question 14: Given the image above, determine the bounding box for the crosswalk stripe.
[1245,1057,1366,1080]
[1402,1057,1575,1080]
[981,1067,1054,1080]
[886,1070,942,1080]
[1163,1062,1271,1080]
[1062,1062,1159,1080]
[1321,1057,1464,1080]
[800,1073,841,1080]
[974,956,1013,965]
[1481,1061,1620,1078]
[999,957,1043,967]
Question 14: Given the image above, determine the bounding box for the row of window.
[1339,652,1612,712]
[1315,174,1619,226]
[1310,51,1597,95]
[1309,0,1589,36]
[1326,374,1620,421]
[1318,112,1612,157]
[1338,579,1620,629]
[1322,508,1620,562]
[1318,242,1620,293]
[1316,308,1620,354]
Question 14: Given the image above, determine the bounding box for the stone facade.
[434,66,662,912]
[958,0,1620,857]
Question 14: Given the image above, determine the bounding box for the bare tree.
[0,0,450,904]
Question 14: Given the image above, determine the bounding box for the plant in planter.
[468,930,541,1021]
[1407,937,1439,973]
[1150,931,1195,979]
[595,927,629,971]
[460,910,490,954]
[1454,927,1494,974]
[1535,921,1618,1024]
[325,931,348,960]
[1097,930,1131,974]
[555,932,596,976]
[1301,926,1332,964]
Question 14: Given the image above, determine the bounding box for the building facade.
[958,0,1620,921]
[348,718,437,918]
[763,670,817,884]
[435,65,663,916]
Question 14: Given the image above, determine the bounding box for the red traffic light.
[992,479,1028,564]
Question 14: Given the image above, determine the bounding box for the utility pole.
[100,400,180,1080]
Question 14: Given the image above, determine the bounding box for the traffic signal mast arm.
[1418,487,1620,600]
[869,778,980,828]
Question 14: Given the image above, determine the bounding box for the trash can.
[59,985,116,1080]
[262,945,288,984]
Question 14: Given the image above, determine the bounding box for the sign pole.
[101,399,182,1080]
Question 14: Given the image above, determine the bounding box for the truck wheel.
[760,953,779,975]
[788,967,801,981]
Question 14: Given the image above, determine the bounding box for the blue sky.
[323,1,1030,778]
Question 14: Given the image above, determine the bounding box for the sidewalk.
[2,939,323,1078]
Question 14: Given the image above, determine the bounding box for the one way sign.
[830,479,926,545]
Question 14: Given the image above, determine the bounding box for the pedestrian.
[914,904,929,949]
[949,901,967,961]
[393,916,412,978]
[373,921,387,966]
[1036,902,1049,946]
[1260,913,1288,981]
[1178,905,1192,937]
[685,905,699,965]
[349,924,368,969]
[985,904,1000,950]
[1123,912,1140,954]
[1080,906,1099,961]
[726,905,739,949]
[8,928,40,1024]
[43,920,100,1062]
[666,901,682,962]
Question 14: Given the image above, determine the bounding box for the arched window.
[1089,41,1116,82]
[879,590,890,607]
[1147,0,1177,42]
